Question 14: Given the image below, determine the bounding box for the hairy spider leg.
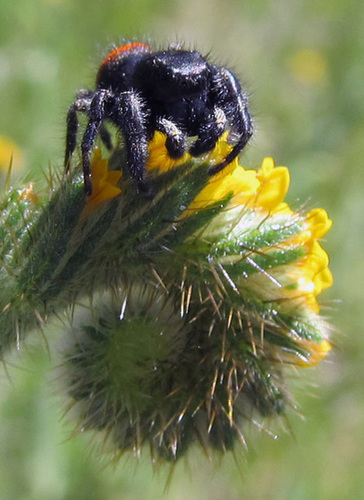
[67,89,149,196]
[155,117,187,158]
[106,92,150,194]
[65,90,113,176]
[189,107,227,157]
[80,90,111,195]
[64,89,94,171]
[208,68,253,175]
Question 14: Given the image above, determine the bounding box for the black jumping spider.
[65,42,253,196]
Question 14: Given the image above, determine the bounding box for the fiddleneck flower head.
[56,133,333,462]
[0,131,333,463]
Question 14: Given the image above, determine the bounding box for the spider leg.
[81,90,110,195]
[207,109,252,175]
[64,89,94,172]
[155,117,187,158]
[110,92,150,194]
[208,67,253,176]
[189,107,226,157]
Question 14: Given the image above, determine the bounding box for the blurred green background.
[0,0,363,498]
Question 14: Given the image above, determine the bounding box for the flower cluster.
[0,132,333,464]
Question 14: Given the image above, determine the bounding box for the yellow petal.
[313,266,334,294]
[188,163,260,213]
[294,338,332,367]
[306,208,333,239]
[255,157,290,210]
[88,184,122,207]
[83,148,122,215]
[147,132,191,172]
[0,135,23,172]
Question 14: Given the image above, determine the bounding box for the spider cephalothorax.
[65,42,253,195]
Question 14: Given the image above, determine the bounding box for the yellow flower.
[0,135,23,172]
[306,208,333,240]
[187,162,259,213]
[289,209,333,311]
[147,135,292,216]
[84,148,122,213]
[295,338,332,367]
[290,49,327,85]
[255,157,291,213]
[146,131,260,213]
[280,245,332,314]
[83,137,333,319]
[147,131,191,172]
[188,155,291,215]
[281,337,332,367]
[145,134,333,318]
